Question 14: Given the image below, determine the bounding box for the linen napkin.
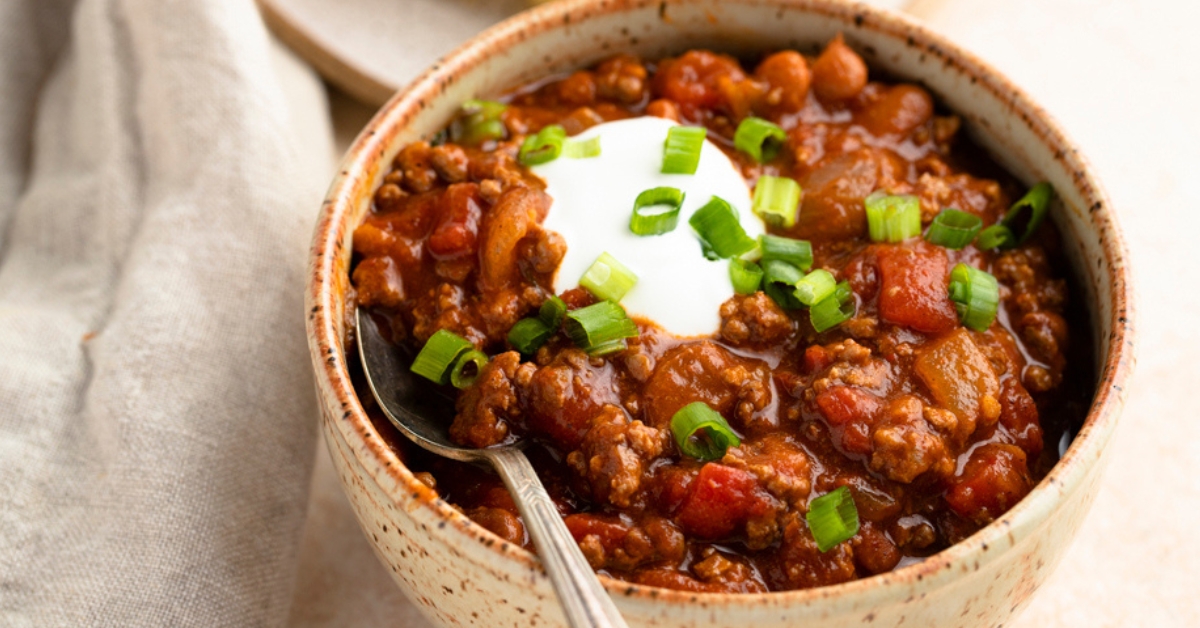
[0,0,332,625]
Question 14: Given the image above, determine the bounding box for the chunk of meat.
[642,342,774,432]
[876,241,959,333]
[869,396,953,483]
[450,352,525,448]
[691,549,768,593]
[566,514,684,572]
[810,34,868,102]
[467,506,526,547]
[914,328,1001,432]
[723,433,812,508]
[996,378,1044,460]
[772,513,857,590]
[567,406,667,508]
[793,148,906,241]
[674,463,776,541]
[718,292,794,346]
[595,54,649,104]
[944,443,1032,524]
[351,257,404,308]
[524,349,622,450]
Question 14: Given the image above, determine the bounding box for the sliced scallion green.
[948,263,1000,332]
[794,269,837,306]
[809,281,856,332]
[1001,182,1054,247]
[729,259,764,295]
[689,196,756,259]
[661,125,707,174]
[806,486,859,552]
[975,224,1014,250]
[449,349,489,389]
[752,175,802,228]
[865,192,921,242]
[410,329,474,385]
[925,208,983,249]
[518,124,567,166]
[564,301,639,354]
[762,260,805,310]
[759,234,813,271]
[539,295,567,329]
[734,117,787,163]
[507,318,553,355]
[450,99,507,145]
[629,187,685,236]
[580,252,638,303]
[669,402,741,461]
[564,135,601,159]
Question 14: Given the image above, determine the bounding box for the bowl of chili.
[305,1,1134,626]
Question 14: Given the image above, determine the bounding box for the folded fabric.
[0,0,332,625]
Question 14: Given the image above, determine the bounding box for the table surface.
[285,1,1200,625]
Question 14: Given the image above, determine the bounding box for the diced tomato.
[876,241,958,333]
[944,444,1032,524]
[815,386,880,455]
[427,183,481,259]
[564,514,629,547]
[675,464,772,540]
[804,345,833,374]
[998,379,1044,460]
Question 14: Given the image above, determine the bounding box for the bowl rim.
[306,0,1135,606]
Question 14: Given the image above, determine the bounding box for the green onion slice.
[629,187,685,236]
[865,192,921,242]
[661,125,707,174]
[519,124,567,166]
[689,196,756,259]
[1001,182,1054,247]
[734,117,787,163]
[539,295,567,329]
[762,260,805,310]
[564,135,601,159]
[450,99,507,145]
[752,175,802,228]
[508,318,553,355]
[410,329,474,385]
[948,263,1000,332]
[580,252,638,303]
[669,402,741,461]
[583,339,629,356]
[729,259,764,295]
[449,349,489,389]
[759,234,813,271]
[565,301,639,354]
[925,208,983,249]
[806,486,860,552]
[794,269,837,306]
[810,281,856,332]
[975,224,1014,250]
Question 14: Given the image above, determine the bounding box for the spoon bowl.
[355,308,628,628]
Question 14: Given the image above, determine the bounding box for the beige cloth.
[0,0,331,625]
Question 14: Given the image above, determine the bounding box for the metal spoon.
[356,309,629,628]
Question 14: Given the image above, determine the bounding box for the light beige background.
[283,1,1200,625]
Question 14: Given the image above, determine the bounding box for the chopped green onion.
[519,124,567,166]
[729,259,764,295]
[661,125,706,174]
[1001,182,1054,246]
[948,263,1000,332]
[762,260,805,310]
[806,486,859,552]
[580,252,638,302]
[864,192,921,242]
[925,208,983,249]
[689,196,756,259]
[564,135,601,159]
[794,269,837,306]
[584,339,628,356]
[734,117,787,163]
[450,99,507,145]
[810,281,856,332]
[629,187,685,236]
[975,224,1014,250]
[410,329,474,385]
[669,402,741,461]
[449,349,489,389]
[759,234,813,271]
[752,175,802,228]
[539,295,567,329]
[565,301,639,354]
[507,318,553,355]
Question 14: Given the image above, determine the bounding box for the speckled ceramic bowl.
[305,1,1134,626]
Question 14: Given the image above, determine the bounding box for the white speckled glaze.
[305,1,1135,626]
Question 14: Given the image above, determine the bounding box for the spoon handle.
[488,447,630,628]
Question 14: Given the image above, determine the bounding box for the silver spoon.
[356,309,629,628]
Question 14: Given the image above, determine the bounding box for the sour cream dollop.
[533,116,762,336]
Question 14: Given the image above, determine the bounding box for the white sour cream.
[533,117,762,336]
